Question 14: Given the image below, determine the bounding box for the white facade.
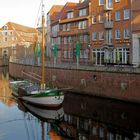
[132,33,140,66]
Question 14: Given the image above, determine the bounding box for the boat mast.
[41,0,45,89]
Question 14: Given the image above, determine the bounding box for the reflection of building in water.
[61,113,140,140]
[2,66,9,80]
[60,93,140,140]
[0,71,15,106]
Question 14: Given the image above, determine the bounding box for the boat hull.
[21,94,64,107]
[22,102,64,120]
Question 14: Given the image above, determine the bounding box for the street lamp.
[53,44,58,67]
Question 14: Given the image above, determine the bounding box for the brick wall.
[9,62,140,103]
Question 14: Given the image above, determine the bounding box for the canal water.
[0,67,140,140]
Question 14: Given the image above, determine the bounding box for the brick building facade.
[47,0,140,66]
[0,22,41,61]
[59,1,90,63]
[90,0,132,65]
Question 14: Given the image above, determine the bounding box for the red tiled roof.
[48,5,64,15]
[59,2,77,20]
[0,22,37,33]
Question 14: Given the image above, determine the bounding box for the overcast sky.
[0,0,79,28]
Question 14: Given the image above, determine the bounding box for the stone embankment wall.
[9,62,140,103]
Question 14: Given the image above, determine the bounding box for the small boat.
[10,80,64,107]
[18,85,64,107]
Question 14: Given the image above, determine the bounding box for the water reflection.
[17,100,65,140]
[62,93,140,140]
[18,101,64,121]
[0,68,140,140]
[0,67,15,106]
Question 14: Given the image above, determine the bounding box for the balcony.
[59,28,89,36]
[104,4,113,11]
[104,21,113,29]
[104,42,114,48]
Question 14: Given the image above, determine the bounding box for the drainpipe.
[131,0,133,65]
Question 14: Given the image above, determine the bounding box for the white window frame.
[115,11,121,21]
[92,32,97,41]
[124,29,130,39]
[92,15,96,24]
[124,9,130,20]
[78,20,87,29]
[115,0,120,2]
[79,8,87,16]
[67,12,74,19]
[64,37,67,44]
[99,0,104,5]
[99,32,104,40]
[62,24,66,31]
[99,13,104,23]
[115,29,121,39]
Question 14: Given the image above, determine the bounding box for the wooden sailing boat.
[10,0,64,107]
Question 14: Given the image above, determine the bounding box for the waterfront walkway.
[10,58,140,74]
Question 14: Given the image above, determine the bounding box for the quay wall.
[9,62,140,103]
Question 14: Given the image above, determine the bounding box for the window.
[79,35,83,42]
[52,24,59,36]
[67,23,70,31]
[62,24,66,31]
[99,13,104,23]
[67,12,73,19]
[92,32,97,40]
[115,29,121,39]
[5,37,7,42]
[124,9,130,20]
[83,35,89,43]
[115,48,130,64]
[115,0,120,2]
[124,29,130,39]
[92,49,105,65]
[64,37,67,44]
[99,32,104,40]
[68,36,72,44]
[4,25,8,30]
[107,0,113,8]
[106,30,112,44]
[80,49,89,59]
[5,31,8,36]
[79,8,87,16]
[78,20,87,29]
[99,0,104,5]
[115,11,121,21]
[92,15,96,24]
[106,12,112,21]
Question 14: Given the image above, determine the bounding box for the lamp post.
[53,44,58,67]
[75,41,80,69]
[88,44,91,64]
[36,42,41,65]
